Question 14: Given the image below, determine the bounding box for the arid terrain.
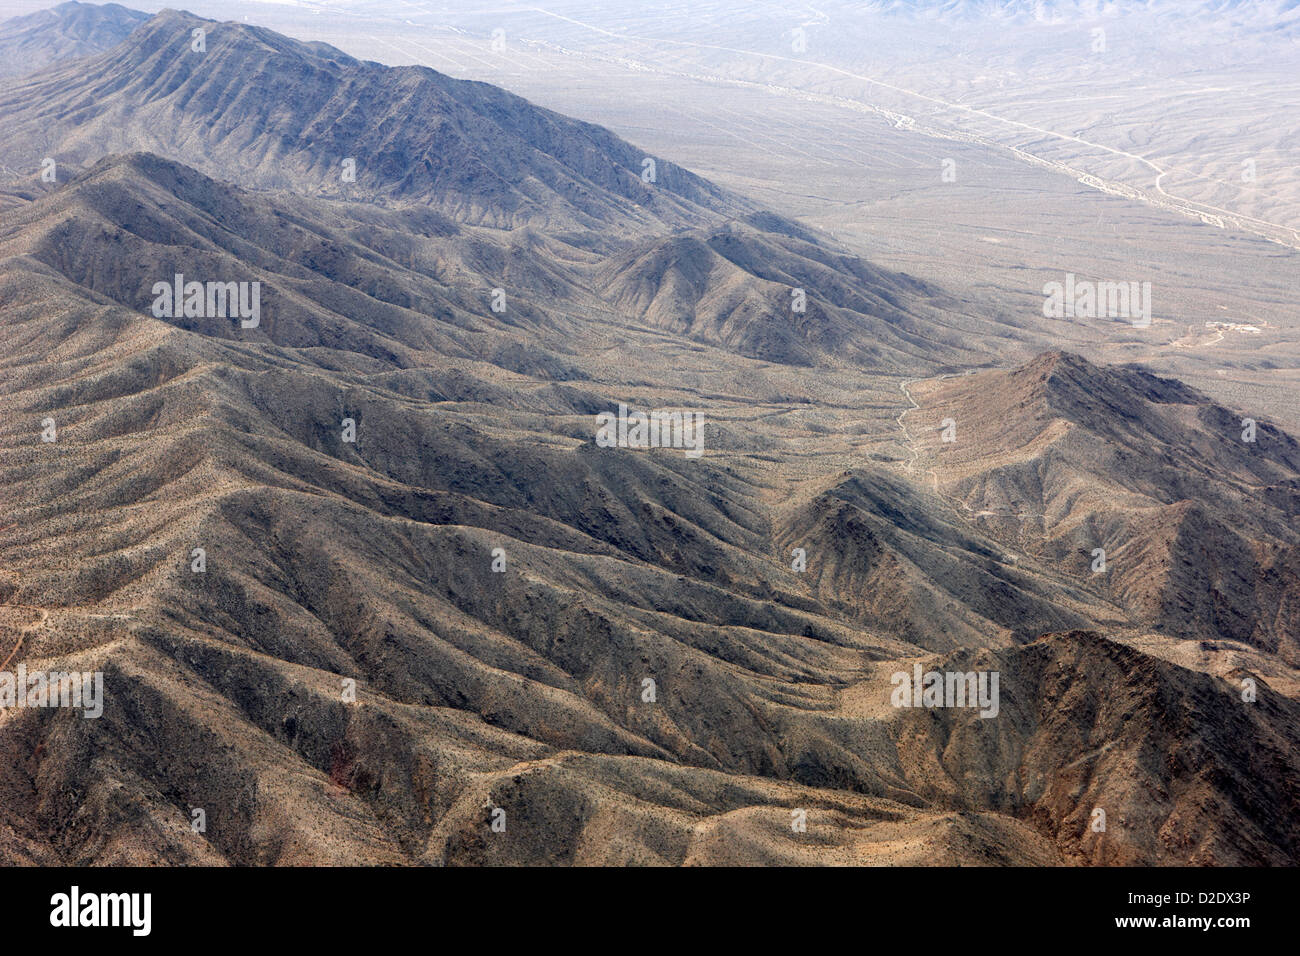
[0,2,1296,867]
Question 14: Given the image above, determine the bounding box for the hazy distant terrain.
[0,2,1296,867]
[0,0,144,76]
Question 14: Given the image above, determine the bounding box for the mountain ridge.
[0,1,147,79]
[0,8,747,234]
[0,4,1297,867]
